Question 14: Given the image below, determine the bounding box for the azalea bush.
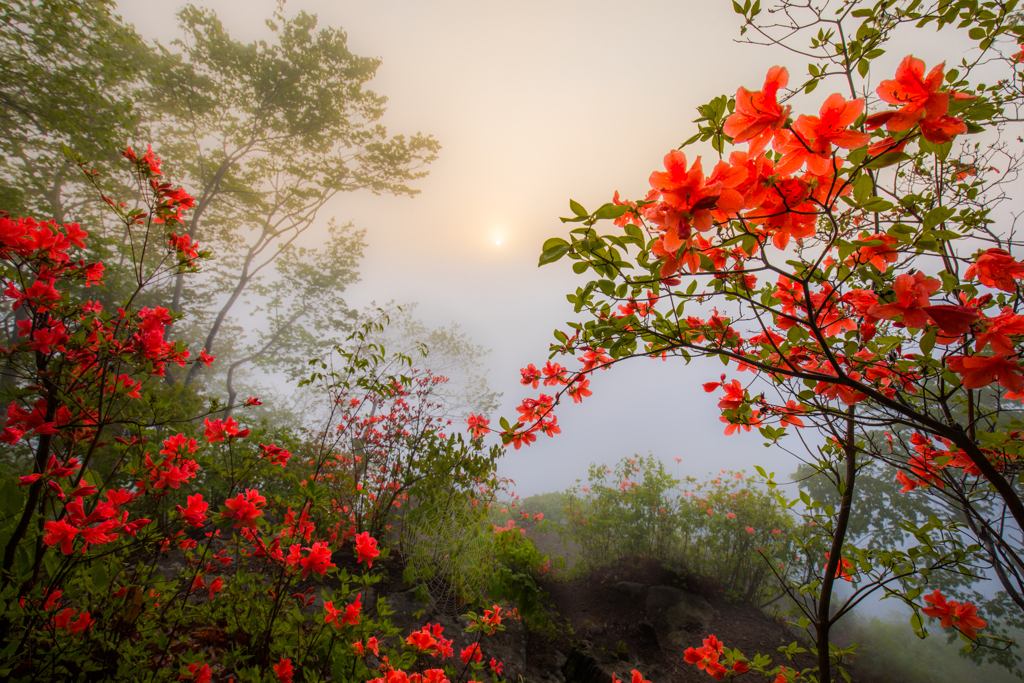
[0,146,517,683]
[296,319,504,543]
[485,524,561,634]
[473,0,1024,679]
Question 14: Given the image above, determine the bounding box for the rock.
[382,588,435,635]
[638,619,657,643]
[562,646,612,683]
[644,585,717,648]
[610,581,645,597]
[563,644,666,683]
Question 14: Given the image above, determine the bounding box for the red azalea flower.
[272,658,293,683]
[355,532,379,567]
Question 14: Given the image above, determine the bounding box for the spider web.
[404,489,494,618]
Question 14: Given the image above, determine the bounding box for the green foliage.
[519,491,571,526]
[0,0,153,222]
[676,471,798,605]
[487,528,562,634]
[150,4,441,394]
[558,455,794,605]
[562,454,681,566]
[831,611,1021,683]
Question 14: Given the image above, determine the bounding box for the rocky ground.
[373,521,818,683]
[515,518,817,683]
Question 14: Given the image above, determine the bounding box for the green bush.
[561,454,681,566]
[518,491,570,526]
[675,470,798,605]
[557,455,796,604]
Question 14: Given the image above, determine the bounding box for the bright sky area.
[113,0,972,500]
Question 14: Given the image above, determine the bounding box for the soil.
[521,522,818,683]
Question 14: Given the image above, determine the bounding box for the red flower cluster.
[324,593,361,627]
[139,433,200,493]
[921,589,986,639]
[258,443,292,466]
[203,417,250,443]
[355,531,380,568]
[42,489,148,555]
[683,634,749,679]
[285,541,335,579]
[368,670,449,683]
[865,56,973,144]
[459,643,482,665]
[221,489,266,529]
[406,623,454,658]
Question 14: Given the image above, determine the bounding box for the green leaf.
[0,480,24,519]
[680,132,702,148]
[91,562,109,590]
[569,199,588,217]
[919,329,936,356]
[539,239,571,266]
[922,206,955,231]
[861,197,894,212]
[865,151,911,169]
[594,203,628,221]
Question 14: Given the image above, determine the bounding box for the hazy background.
[112,0,961,498]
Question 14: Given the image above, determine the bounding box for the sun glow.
[489,224,507,249]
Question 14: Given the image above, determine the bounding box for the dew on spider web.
[405,489,495,618]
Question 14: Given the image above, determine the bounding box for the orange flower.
[975,308,1024,355]
[869,56,949,130]
[221,489,265,529]
[921,304,981,337]
[649,152,744,235]
[683,635,728,679]
[717,379,746,410]
[355,532,379,568]
[324,601,343,626]
[921,589,986,640]
[847,232,899,272]
[866,56,972,143]
[343,593,361,626]
[272,658,293,683]
[779,93,870,175]
[723,66,791,154]
[867,271,940,329]
[825,552,854,582]
[965,248,1024,292]
[947,354,1024,393]
[466,413,490,438]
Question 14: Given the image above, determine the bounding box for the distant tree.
[146,6,440,395]
[0,0,151,224]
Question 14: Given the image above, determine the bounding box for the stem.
[817,406,857,681]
